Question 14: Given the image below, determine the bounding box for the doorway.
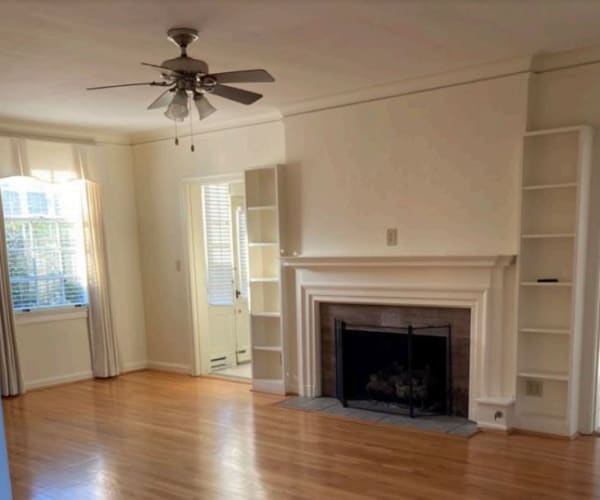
[186,177,251,381]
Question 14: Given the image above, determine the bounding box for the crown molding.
[0,116,131,145]
[128,110,282,145]
[531,44,600,73]
[280,56,534,118]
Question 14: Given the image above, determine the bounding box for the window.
[202,184,234,306]
[0,178,88,311]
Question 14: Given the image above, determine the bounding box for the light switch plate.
[386,228,398,246]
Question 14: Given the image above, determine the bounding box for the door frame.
[181,173,244,377]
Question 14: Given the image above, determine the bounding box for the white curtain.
[0,136,93,183]
[82,181,120,378]
[0,194,24,396]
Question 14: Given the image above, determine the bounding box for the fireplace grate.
[335,320,452,418]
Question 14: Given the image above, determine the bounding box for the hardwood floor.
[3,371,600,499]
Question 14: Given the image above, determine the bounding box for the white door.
[202,183,237,371]
[231,196,251,363]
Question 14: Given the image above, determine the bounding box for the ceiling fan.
[87,27,275,127]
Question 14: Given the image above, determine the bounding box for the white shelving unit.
[515,126,593,436]
[245,166,286,395]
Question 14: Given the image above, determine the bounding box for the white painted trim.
[283,255,515,269]
[0,117,130,145]
[147,361,191,375]
[478,422,510,432]
[287,257,514,430]
[25,370,93,391]
[14,307,88,325]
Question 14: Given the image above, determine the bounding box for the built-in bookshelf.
[245,166,286,395]
[515,126,593,436]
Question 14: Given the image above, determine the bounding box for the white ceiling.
[2,0,600,134]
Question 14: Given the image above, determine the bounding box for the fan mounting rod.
[167,27,199,56]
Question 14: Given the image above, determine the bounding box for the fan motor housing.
[160,56,208,75]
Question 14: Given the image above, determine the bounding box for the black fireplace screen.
[335,320,452,417]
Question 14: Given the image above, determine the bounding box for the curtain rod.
[0,129,96,146]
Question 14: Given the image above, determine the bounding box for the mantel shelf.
[282,255,516,269]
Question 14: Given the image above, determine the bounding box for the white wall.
[93,144,147,372]
[132,122,285,371]
[13,142,147,389]
[132,76,531,376]
[282,74,529,257]
[16,315,92,389]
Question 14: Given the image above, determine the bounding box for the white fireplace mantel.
[282,254,517,431]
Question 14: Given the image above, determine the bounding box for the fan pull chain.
[173,120,179,146]
[189,114,195,152]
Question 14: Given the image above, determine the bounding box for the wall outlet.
[525,379,543,397]
[386,228,398,246]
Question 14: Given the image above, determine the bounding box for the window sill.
[14,306,88,325]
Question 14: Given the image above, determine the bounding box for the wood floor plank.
[2,370,600,499]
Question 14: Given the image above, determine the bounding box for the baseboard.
[122,360,148,373]
[25,370,94,391]
[511,428,580,440]
[477,422,511,433]
[479,426,513,435]
[146,361,191,375]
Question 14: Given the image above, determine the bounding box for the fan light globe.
[194,93,216,120]
[164,89,189,122]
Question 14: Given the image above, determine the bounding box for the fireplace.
[283,255,516,430]
[335,320,452,417]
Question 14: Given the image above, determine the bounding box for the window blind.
[236,207,249,299]
[202,184,234,306]
[0,177,88,311]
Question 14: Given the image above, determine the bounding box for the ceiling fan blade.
[193,93,217,120]
[141,62,180,73]
[147,88,175,110]
[210,69,275,84]
[210,84,263,105]
[87,81,166,90]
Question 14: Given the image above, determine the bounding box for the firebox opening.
[335,321,452,418]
